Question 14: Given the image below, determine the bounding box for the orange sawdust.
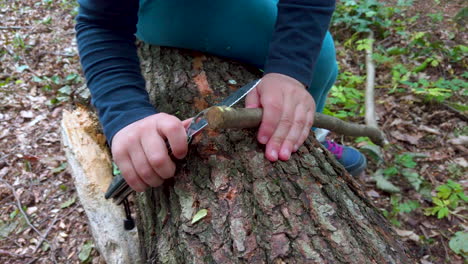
[193,71,214,96]
[192,55,206,71]
[193,97,209,111]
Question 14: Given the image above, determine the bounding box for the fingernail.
[259,136,268,144]
[281,148,291,160]
[293,144,298,152]
[270,149,278,161]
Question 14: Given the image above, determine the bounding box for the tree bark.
[135,43,413,263]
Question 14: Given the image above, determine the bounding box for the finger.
[141,132,176,180]
[245,87,260,108]
[158,116,188,159]
[280,104,307,160]
[296,109,314,151]
[257,94,283,145]
[264,96,294,162]
[115,152,149,192]
[129,141,165,187]
[182,118,193,129]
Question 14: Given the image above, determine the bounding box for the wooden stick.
[205,106,387,146]
[365,31,378,128]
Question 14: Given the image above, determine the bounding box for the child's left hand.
[245,73,316,161]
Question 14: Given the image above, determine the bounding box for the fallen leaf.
[366,190,380,198]
[453,158,467,168]
[448,136,468,146]
[78,241,94,262]
[20,110,34,119]
[391,130,423,145]
[60,196,76,209]
[449,231,468,256]
[418,125,440,135]
[191,209,208,224]
[394,228,420,242]
[373,169,401,193]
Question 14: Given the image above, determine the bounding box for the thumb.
[182,118,193,129]
[245,87,260,108]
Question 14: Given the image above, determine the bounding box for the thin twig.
[0,178,43,237]
[32,215,58,253]
[0,249,33,258]
[365,31,378,128]
[0,26,30,30]
[33,204,79,253]
[44,52,77,57]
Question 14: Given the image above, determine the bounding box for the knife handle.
[104,139,178,203]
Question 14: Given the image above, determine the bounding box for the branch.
[0,249,33,258]
[205,106,386,146]
[0,26,30,30]
[365,31,378,128]
[0,179,43,237]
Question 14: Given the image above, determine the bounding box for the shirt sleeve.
[264,0,336,87]
[75,0,157,145]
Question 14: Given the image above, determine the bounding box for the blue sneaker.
[321,140,367,177]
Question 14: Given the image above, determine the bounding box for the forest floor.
[0,0,466,263]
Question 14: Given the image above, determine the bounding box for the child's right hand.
[111,113,190,192]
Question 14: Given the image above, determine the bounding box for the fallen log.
[61,107,141,264]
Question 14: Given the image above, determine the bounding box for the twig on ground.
[431,100,468,122]
[0,178,43,237]
[0,249,33,258]
[0,26,30,30]
[33,215,58,253]
[44,52,77,57]
[365,31,378,128]
[33,204,79,253]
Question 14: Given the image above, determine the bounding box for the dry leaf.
[394,228,420,242]
[391,130,423,145]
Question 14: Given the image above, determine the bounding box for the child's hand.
[245,73,315,161]
[111,114,191,192]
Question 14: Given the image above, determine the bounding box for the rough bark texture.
[135,43,413,264]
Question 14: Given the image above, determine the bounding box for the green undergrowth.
[329,0,467,259]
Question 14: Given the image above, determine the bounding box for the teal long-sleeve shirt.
[75,0,335,144]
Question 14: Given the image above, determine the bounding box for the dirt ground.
[0,0,466,263]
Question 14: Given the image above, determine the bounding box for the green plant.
[383,195,420,226]
[425,180,468,219]
[324,71,365,119]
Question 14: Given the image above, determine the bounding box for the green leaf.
[78,241,94,263]
[42,241,50,252]
[51,163,67,174]
[398,200,420,213]
[402,169,422,191]
[58,85,72,95]
[457,192,468,202]
[60,196,76,209]
[449,231,468,255]
[432,197,444,207]
[16,65,29,73]
[112,162,121,175]
[395,154,417,169]
[9,209,19,219]
[360,145,383,163]
[0,220,19,238]
[373,170,401,193]
[383,166,399,177]
[437,207,449,219]
[191,209,208,224]
[436,184,452,199]
[446,180,462,192]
